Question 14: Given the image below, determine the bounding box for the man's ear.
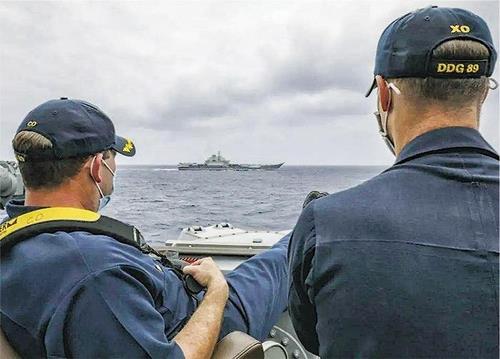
[376,75,390,112]
[89,154,104,183]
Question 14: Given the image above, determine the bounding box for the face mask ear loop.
[381,84,394,133]
[379,82,400,155]
[382,82,402,134]
[387,82,401,95]
[488,78,498,90]
[102,159,116,177]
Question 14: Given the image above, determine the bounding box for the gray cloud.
[0,0,498,165]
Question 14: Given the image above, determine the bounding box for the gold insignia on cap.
[122,139,134,153]
[15,154,25,162]
[27,121,37,127]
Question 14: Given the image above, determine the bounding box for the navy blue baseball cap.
[366,6,497,97]
[14,98,136,161]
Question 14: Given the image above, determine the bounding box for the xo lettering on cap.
[450,24,471,33]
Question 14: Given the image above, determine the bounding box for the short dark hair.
[390,40,490,106]
[12,131,113,190]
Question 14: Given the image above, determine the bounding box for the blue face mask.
[90,156,116,211]
[98,195,112,211]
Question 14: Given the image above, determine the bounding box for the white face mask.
[90,155,116,211]
[374,82,401,155]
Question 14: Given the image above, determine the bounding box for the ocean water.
[101,165,385,244]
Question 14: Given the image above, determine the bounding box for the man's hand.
[176,258,229,358]
[302,190,329,208]
[183,257,228,298]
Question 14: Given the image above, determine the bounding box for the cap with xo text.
[366,5,497,97]
[14,98,136,162]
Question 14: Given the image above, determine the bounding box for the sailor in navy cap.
[0,98,289,358]
[11,98,136,211]
[289,6,498,358]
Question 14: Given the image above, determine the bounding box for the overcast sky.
[0,0,498,166]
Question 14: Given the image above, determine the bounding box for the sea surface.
[100,165,386,244]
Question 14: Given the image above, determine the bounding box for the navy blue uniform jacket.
[1,204,289,358]
[288,127,499,358]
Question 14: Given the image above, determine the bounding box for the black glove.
[302,190,329,208]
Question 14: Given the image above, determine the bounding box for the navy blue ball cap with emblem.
[14,98,136,161]
[365,5,497,97]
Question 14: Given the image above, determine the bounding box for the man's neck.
[391,105,479,155]
[25,179,96,211]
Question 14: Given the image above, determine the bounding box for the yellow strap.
[0,207,100,241]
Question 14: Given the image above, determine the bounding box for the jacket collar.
[395,127,498,165]
[4,199,44,220]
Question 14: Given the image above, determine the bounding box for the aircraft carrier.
[178,151,284,171]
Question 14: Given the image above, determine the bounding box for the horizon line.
[118,163,390,167]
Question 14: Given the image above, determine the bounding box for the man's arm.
[288,203,320,354]
[45,265,186,358]
[45,259,228,359]
[176,257,229,359]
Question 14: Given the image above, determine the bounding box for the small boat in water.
[178,151,284,171]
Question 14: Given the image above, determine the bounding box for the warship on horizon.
[177,151,284,171]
